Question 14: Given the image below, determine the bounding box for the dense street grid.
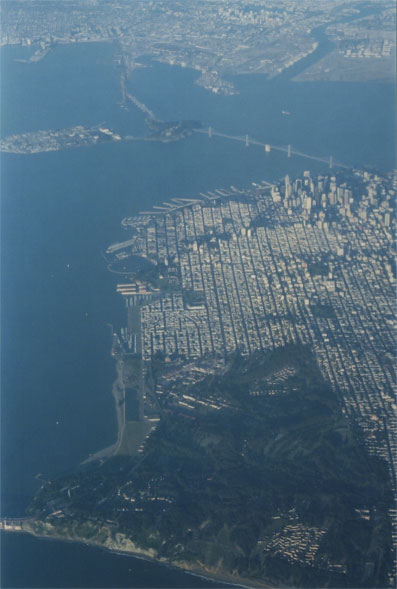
[1,0,395,87]
[109,170,396,481]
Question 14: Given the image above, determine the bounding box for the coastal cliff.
[22,518,158,560]
[17,518,270,588]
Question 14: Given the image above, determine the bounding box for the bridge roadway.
[194,127,350,169]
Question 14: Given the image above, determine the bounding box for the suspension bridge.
[195,126,349,170]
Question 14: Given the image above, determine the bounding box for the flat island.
[0,125,122,155]
[0,119,201,155]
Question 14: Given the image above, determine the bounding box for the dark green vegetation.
[132,261,177,291]
[146,119,201,141]
[28,346,393,588]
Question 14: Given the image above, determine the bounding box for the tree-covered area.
[28,346,394,588]
[146,119,202,141]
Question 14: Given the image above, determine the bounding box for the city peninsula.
[4,168,395,589]
[1,1,396,588]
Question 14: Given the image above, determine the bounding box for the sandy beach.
[81,358,125,465]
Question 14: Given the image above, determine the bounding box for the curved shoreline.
[81,358,125,465]
[4,523,276,589]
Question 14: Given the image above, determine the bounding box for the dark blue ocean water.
[0,532,224,588]
[0,41,395,588]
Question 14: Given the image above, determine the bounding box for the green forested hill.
[29,345,394,588]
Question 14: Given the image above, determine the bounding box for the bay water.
[0,41,394,587]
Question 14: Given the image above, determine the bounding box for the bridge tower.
[329,155,333,169]
[245,134,249,147]
[208,126,212,138]
[265,144,271,153]
[287,144,291,158]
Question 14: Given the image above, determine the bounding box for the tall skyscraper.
[285,174,291,199]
